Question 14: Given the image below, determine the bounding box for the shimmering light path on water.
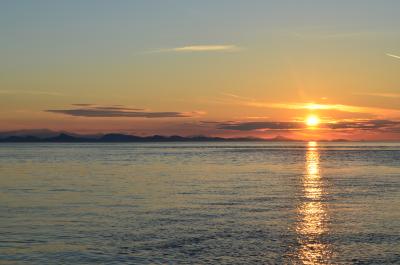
[296,141,331,264]
[1,142,399,264]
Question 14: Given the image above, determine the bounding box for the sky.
[1,0,400,140]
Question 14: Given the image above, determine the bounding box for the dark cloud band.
[217,121,304,131]
[326,119,400,130]
[46,108,189,118]
[216,119,400,132]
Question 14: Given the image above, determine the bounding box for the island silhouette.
[0,132,299,142]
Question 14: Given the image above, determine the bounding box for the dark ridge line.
[0,133,301,143]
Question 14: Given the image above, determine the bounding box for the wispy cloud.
[264,102,385,114]
[386,53,400,60]
[92,106,144,111]
[218,93,400,117]
[0,90,62,96]
[151,45,241,53]
[71,104,144,111]
[355,92,400,98]
[45,105,195,118]
[292,31,376,40]
[71,103,94,107]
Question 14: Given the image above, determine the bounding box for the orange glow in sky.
[1,2,400,141]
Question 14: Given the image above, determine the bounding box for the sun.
[306,115,320,127]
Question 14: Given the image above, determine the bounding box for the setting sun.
[306,115,320,127]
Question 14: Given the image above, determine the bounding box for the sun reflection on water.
[296,141,332,264]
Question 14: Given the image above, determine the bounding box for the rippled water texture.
[1,142,399,264]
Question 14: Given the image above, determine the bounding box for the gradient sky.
[1,0,400,140]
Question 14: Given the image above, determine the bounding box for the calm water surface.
[1,142,399,264]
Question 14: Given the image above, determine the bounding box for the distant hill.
[0,129,102,139]
[0,132,300,142]
[0,129,60,138]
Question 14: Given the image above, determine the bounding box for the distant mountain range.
[0,130,299,142]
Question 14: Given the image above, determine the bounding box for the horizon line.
[1,132,400,142]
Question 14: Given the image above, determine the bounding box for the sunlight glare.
[306,115,320,127]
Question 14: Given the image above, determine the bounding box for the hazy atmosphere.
[1,0,400,140]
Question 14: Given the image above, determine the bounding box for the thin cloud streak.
[71,104,144,111]
[72,104,94,107]
[0,90,63,96]
[355,92,400,98]
[151,45,241,53]
[93,106,144,111]
[218,93,400,117]
[386,53,400,60]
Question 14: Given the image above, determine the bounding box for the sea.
[1,142,399,264]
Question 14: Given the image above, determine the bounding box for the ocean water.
[0,142,399,264]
